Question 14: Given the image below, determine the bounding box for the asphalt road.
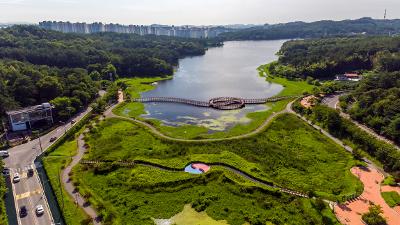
[3,106,93,225]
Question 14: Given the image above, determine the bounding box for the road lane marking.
[15,189,42,200]
[21,175,39,225]
[11,175,23,225]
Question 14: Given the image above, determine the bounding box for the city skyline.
[1,0,399,25]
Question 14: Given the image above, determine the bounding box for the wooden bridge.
[133,96,298,110]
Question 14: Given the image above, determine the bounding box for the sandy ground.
[334,167,400,225]
[300,96,316,108]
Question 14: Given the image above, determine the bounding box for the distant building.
[335,73,361,81]
[38,21,232,38]
[6,103,53,131]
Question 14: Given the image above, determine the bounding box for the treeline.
[341,72,400,143]
[265,36,400,79]
[0,26,218,77]
[0,60,98,121]
[220,17,400,40]
[294,104,400,177]
[0,26,219,121]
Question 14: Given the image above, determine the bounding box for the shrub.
[362,205,387,225]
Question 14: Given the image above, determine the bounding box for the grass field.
[75,165,341,225]
[42,134,90,225]
[84,114,361,200]
[71,112,362,224]
[381,191,400,207]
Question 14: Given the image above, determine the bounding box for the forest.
[341,71,400,143]
[220,17,400,40]
[264,36,400,79]
[0,26,219,121]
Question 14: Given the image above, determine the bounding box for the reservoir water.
[140,40,285,131]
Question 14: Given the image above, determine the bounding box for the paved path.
[334,167,400,225]
[322,94,400,150]
[61,133,101,225]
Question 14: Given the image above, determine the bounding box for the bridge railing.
[132,95,301,109]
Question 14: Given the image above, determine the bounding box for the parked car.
[35,205,44,216]
[19,206,27,217]
[2,168,10,176]
[71,119,76,124]
[0,150,9,157]
[13,173,20,183]
[49,137,57,142]
[27,168,34,177]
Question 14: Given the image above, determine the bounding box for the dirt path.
[334,167,400,225]
[61,133,102,225]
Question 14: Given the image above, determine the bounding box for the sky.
[0,0,399,25]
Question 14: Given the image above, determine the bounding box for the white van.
[0,150,9,157]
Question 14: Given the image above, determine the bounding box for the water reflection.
[140,40,285,131]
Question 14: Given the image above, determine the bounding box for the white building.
[6,103,53,131]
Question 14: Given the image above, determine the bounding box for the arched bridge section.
[133,96,299,110]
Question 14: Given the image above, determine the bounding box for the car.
[13,173,20,183]
[19,206,27,217]
[35,205,44,216]
[2,168,10,176]
[27,168,34,177]
[71,119,76,124]
[0,150,9,157]
[49,137,57,142]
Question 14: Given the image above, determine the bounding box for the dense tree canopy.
[0,60,98,120]
[220,18,400,41]
[0,26,220,121]
[341,72,400,143]
[265,36,400,79]
[0,25,219,77]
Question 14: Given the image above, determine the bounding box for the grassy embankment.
[42,113,95,225]
[42,133,90,225]
[113,71,314,139]
[0,161,7,225]
[72,113,362,224]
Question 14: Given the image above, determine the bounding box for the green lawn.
[42,135,90,225]
[381,191,400,207]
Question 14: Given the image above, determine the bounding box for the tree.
[37,76,63,101]
[361,205,387,225]
[102,64,118,81]
[89,71,102,81]
[50,97,75,121]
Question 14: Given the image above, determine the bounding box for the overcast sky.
[1,0,399,25]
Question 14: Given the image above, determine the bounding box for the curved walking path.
[104,91,291,143]
[80,159,308,198]
[61,133,102,225]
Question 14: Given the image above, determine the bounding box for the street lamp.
[33,130,43,152]
[59,121,67,134]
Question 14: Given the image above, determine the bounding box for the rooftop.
[6,103,52,116]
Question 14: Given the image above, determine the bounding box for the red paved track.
[334,167,400,225]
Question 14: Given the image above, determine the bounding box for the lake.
[141,40,286,131]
